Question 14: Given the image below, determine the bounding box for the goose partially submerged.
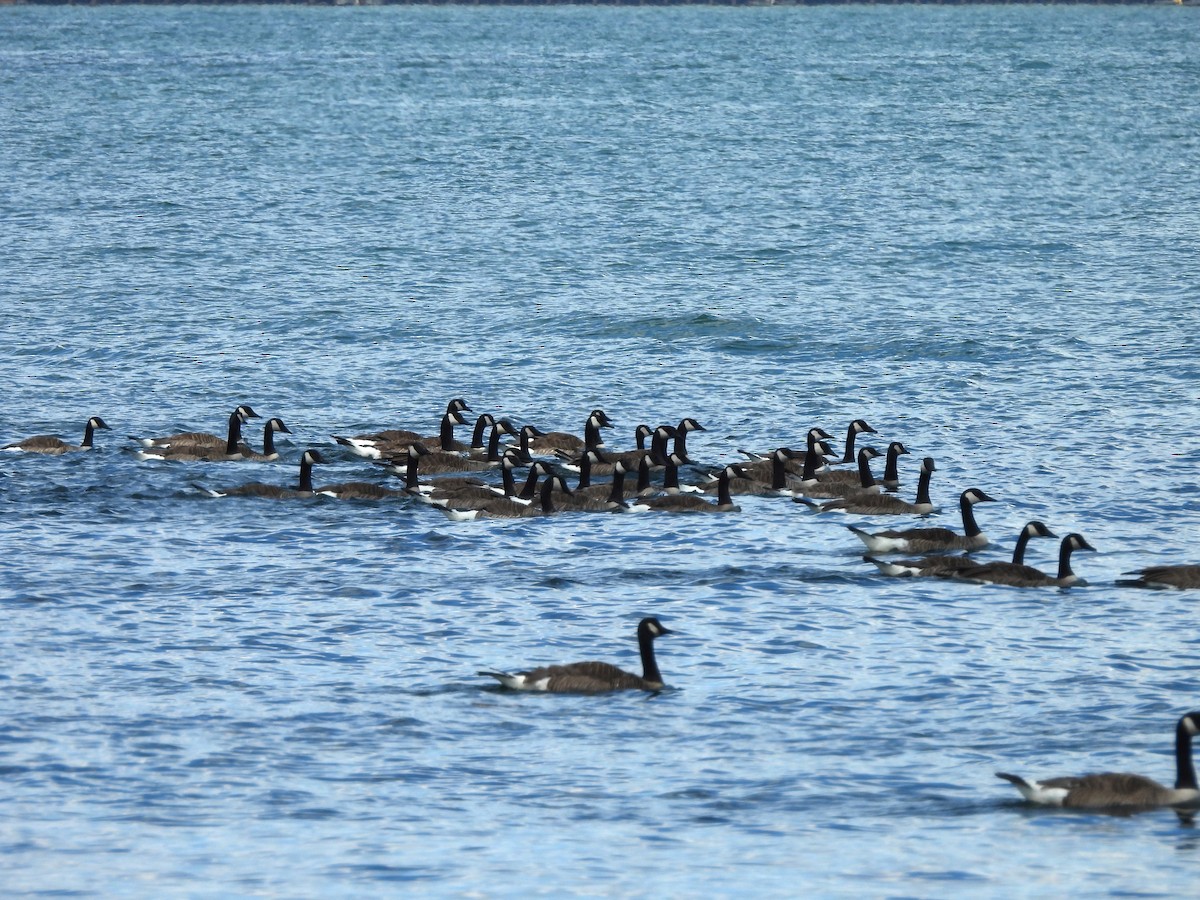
[3,416,110,455]
[479,617,673,693]
[996,711,1200,810]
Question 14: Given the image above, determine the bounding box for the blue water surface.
[1,4,1199,896]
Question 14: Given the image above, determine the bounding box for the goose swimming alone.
[479,617,673,693]
[996,711,1200,810]
[3,416,110,455]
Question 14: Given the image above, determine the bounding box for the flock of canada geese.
[5,399,1200,813]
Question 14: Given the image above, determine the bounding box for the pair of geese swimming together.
[4,405,1199,589]
[489,615,1200,813]
[504,617,1200,813]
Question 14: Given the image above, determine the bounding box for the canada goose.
[670,417,706,463]
[197,449,325,498]
[815,441,907,489]
[642,464,742,513]
[832,418,877,465]
[954,532,1096,587]
[236,417,292,462]
[316,480,407,501]
[722,448,805,496]
[381,443,496,502]
[796,456,936,515]
[470,417,518,462]
[130,405,258,449]
[440,474,571,521]
[528,409,614,455]
[479,617,672,693]
[797,446,885,500]
[558,423,656,473]
[848,488,996,554]
[507,424,548,464]
[332,399,471,458]
[1116,565,1200,590]
[136,407,260,461]
[658,452,705,495]
[739,427,833,474]
[416,450,538,509]
[560,458,637,512]
[866,520,1054,578]
[3,416,110,455]
[996,711,1200,810]
[381,439,492,476]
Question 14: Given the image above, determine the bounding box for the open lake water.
[2,3,1199,896]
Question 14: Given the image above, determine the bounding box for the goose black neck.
[637,455,652,494]
[519,466,541,500]
[638,626,663,686]
[298,457,315,492]
[518,429,535,463]
[578,453,594,489]
[840,423,859,464]
[1056,538,1077,580]
[470,416,491,450]
[501,460,518,497]
[438,415,456,452]
[960,493,983,537]
[883,446,903,483]
[225,411,245,456]
[915,467,934,505]
[262,423,278,456]
[403,451,420,490]
[856,450,877,490]
[635,427,651,450]
[539,477,559,514]
[82,420,97,448]
[1010,529,1033,565]
[771,452,789,490]
[486,425,506,462]
[584,417,604,451]
[1176,718,1197,790]
[801,448,825,481]
[717,470,734,508]
[649,430,671,467]
[662,458,681,492]
[607,466,627,505]
[673,430,690,462]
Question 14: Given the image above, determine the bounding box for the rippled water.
[2,4,1200,896]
